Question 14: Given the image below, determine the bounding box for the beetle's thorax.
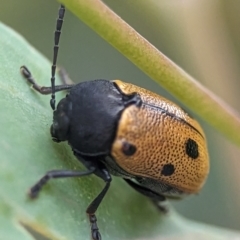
[50,80,132,156]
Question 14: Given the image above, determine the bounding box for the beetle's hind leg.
[20,65,74,95]
[124,178,169,213]
[151,199,169,214]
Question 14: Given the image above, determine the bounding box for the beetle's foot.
[89,214,101,240]
[157,204,169,214]
[20,66,35,84]
[152,200,169,214]
[28,186,40,199]
[92,230,101,240]
[28,179,46,199]
[20,65,30,77]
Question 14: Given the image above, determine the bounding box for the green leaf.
[0,21,240,240]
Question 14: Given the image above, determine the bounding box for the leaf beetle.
[20,4,209,240]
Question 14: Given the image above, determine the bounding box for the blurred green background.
[1,0,240,232]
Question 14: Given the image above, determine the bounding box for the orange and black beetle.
[21,5,209,240]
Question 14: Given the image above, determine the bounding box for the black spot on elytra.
[186,138,199,159]
[161,164,175,176]
[122,141,136,156]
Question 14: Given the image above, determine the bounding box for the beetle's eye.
[185,138,199,159]
[121,141,136,156]
[161,164,175,176]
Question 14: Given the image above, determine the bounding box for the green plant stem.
[57,0,240,147]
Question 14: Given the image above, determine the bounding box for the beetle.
[20,4,209,240]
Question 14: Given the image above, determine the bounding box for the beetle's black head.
[50,95,72,142]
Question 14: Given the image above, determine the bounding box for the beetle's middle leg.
[58,67,75,85]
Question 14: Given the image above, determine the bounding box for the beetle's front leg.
[20,65,74,94]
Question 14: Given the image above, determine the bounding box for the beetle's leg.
[29,168,95,198]
[31,150,111,240]
[20,65,74,95]
[87,180,111,240]
[76,154,112,240]
[86,168,111,240]
[74,154,112,240]
[58,67,75,85]
[124,178,168,213]
[151,199,170,214]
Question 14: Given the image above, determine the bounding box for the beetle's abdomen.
[111,80,209,194]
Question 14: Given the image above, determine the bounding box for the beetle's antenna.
[50,5,65,110]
